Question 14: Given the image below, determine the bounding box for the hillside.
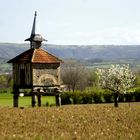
[1,43,140,73]
[0,43,140,60]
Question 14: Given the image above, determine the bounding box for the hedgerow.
[61,87,140,105]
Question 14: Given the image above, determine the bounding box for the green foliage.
[103,90,113,103]
[61,91,86,105]
[81,92,93,104]
[0,74,13,93]
[134,71,140,86]
[134,88,140,102]
[118,94,125,102]
[124,92,135,102]
[87,70,99,87]
[61,87,140,105]
[88,88,104,103]
[61,92,72,104]
[61,89,104,105]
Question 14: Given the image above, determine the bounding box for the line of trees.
[61,60,140,107]
[1,60,140,107]
[0,74,12,93]
[61,59,97,92]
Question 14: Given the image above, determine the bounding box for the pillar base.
[56,94,61,106]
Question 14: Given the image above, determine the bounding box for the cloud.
[71,25,140,45]
[48,24,140,45]
[81,0,88,3]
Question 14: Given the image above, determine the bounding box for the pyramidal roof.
[8,12,62,64]
[8,48,62,64]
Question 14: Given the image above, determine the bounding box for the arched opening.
[38,74,57,86]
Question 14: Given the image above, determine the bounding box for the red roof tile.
[8,48,62,63]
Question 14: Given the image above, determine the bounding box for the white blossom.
[96,64,136,94]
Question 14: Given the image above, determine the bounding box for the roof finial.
[25,11,47,44]
[35,11,37,17]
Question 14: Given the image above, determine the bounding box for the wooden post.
[37,94,41,107]
[31,93,36,107]
[13,87,19,107]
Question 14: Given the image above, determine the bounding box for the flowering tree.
[96,64,135,107]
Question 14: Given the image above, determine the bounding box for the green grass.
[0,93,56,107]
[0,93,13,106]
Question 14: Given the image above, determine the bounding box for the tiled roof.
[32,48,62,63]
[8,48,62,63]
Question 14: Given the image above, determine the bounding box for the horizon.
[1,42,140,46]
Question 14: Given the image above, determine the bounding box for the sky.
[1,0,140,45]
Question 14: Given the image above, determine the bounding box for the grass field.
[0,93,56,107]
[0,103,139,140]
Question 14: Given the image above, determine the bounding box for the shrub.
[71,91,82,104]
[103,91,113,103]
[134,88,140,102]
[61,87,140,105]
[125,93,135,102]
[119,94,125,102]
[84,88,104,103]
[82,92,93,104]
[61,92,72,105]
[61,91,93,105]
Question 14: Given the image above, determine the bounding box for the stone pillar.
[56,94,61,106]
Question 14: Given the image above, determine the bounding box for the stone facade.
[32,63,60,86]
[8,11,62,107]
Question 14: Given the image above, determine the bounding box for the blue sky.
[0,0,140,45]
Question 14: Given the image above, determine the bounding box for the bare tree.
[86,70,98,87]
[61,60,87,92]
[6,74,12,88]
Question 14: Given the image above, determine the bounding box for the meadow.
[0,103,139,140]
[0,93,56,107]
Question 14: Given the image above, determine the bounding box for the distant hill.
[0,43,140,61]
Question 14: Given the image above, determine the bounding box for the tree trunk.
[114,93,119,107]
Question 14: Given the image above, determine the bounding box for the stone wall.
[32,63,60,86]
